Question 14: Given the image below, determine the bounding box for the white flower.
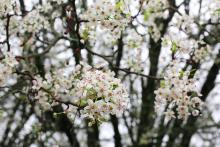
[0,0,16,17]
[32,75,43,90]
[3,52,18,67]
[36,91,51,111]
[21,9,50,33]
[0,52,18,87]
[164,109,176,121]
[192,110,200,116]
[191,97,203,108]
[193,44,211,63]
[84,99,97,113]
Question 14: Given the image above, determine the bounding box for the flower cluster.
[175,14,195,33]
[80,0,130,40]
[192,44,211,63]
[162,34,198,55]
[0,0,16,17]
[38,0,67,13]
[32,63,129,125]
[154,60,203,121]
[21,9,50,33]
[75,65,128,125]
[0,51,18,86]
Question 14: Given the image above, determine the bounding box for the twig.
[114,67,163,80]
[5,14,12,51]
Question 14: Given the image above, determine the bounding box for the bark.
[19,0,26,15]
[137,0,176,145]
[87,123,100,147]
[110,35,124,147]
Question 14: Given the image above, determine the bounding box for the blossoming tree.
[0,0,220,147]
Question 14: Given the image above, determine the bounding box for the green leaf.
[82,29,90,40]
[179,70,184,78]
[215,8,220,13]
[160,80,166,88]
[32,125,41,134]
[111,83,118,90]
[126,13,131,18]
[190,69,197,77]
[191,91,199,97]
[116,1,123,10]
[144,9,152,21]
[79,99,88,106]
[171,41,177,53]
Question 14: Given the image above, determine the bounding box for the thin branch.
[5,14,12,51]
[15,36,65,60]
[114,67,163,80]
[40,87,83,109]
[131,0,146,19]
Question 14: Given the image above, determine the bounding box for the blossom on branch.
[32,63,129,125]
[154,60,203,121]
